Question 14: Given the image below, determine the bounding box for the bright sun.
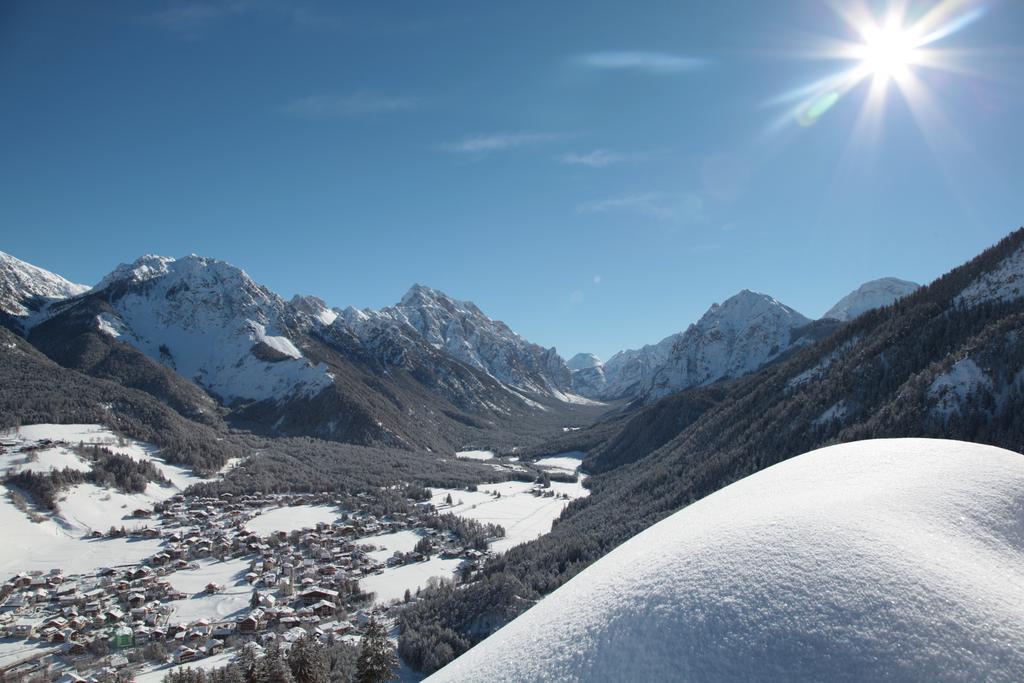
[856,22,918,81]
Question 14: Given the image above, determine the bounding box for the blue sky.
[1,0,1022,360]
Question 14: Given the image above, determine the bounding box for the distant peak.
[96,254,175,290]
[290,293,327,308]
[0,250,90,315]
[95,253,260,292]
[400,283,444,304]
[823,277,919,321]
[290,294,338,325]
[398,283,484,316]
[568,352,603,371]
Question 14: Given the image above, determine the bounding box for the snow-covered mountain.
[955,240,1024,307]
[84,254,333,404]
[823,277,919,321]
[566,352,601,371]
[8,250,605,450]
[337,284,573,398]
[599,335,676,400]
[567,353,606,397]
[430,439,1024,682]
[645,290,810,400]
[594,290,810,401]
[0,250,89,318]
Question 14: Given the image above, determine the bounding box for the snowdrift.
[428,439,1024,682]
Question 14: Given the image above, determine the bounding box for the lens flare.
[769,0,988,131]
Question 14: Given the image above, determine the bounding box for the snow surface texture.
[956,243,1024,307]
[92,255,333,403]
[430,439,1024,683]
[822,277,919,321]
[0,250,89,316]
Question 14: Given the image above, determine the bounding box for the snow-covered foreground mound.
[429,439,1024,682]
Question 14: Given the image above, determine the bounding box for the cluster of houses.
[0,489,490,681]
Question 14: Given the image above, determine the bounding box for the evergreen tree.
[356,617,398,683]
[264,640,296,683]
[288,635,329,683]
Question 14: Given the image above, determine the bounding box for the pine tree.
[250,588,260,610]
[264,641,295,683]
[356,617,399,683]
[288,635,329,683]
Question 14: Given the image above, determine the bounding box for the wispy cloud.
[559,149,624,168]
[441,132,564,154]
[142,1,343,38]
[576,193,675,220]
[143,2,236,35]
[572,51,708,74]
[281,93,421,118]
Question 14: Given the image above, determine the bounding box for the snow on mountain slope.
[430,439,1024,683]
[956,242,1024,307]
[567,353,606,397]
[566,352,601,371]
[0,250,89,317]
[599,335,676,399]
[91,254,333,403]
[596,291,809,402]
[337,284,572,397]
[645,290,810,400]
[823,277,920,321]
[290,294,339,326]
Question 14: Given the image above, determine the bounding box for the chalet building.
[174,645,198,664]
[300,587,338,606]
[238,609,265,634]
[310,600,336,618]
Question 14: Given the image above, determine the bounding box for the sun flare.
[855,21,919,81]
[767,0,990,134]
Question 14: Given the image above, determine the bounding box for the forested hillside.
[401,227,1024,673]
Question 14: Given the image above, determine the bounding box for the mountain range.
[397,226,1024,675]
[3,229,1024,678]
[567,279,918,402]
[0,248,919,458]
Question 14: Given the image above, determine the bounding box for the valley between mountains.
[2,228,1024,681]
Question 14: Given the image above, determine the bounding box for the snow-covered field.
[164,558,254,622]
[244,504,343,536]
[455,450,494,461]
[135,650,237,683]
[360,557,464,605]
[533,452,584,474]
[360,529,424,563]
[430,439,1024,682]
[355,530,462,604]
[431,458,588,553]
[0,638,59,669]
[0,424,232,578]
[1,423,222,494]
[0,496,165,576]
